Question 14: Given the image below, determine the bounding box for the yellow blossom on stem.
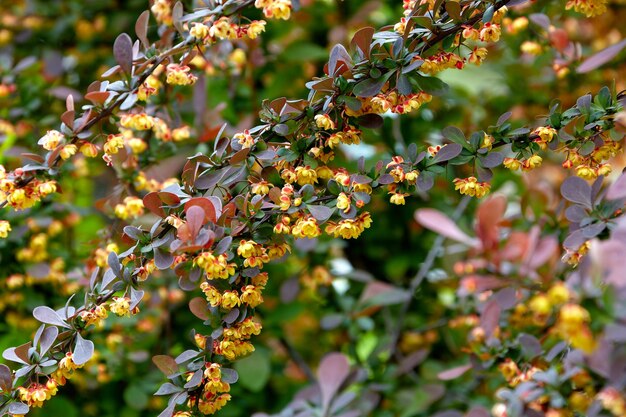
[453,177,491,198]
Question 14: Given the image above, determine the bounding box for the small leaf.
[73,334,94,365]
[152,355,178,376]
[307,205,334,223]
[154,382,183,396]
[442,126,466,147]
[135,10,150,49]
[113,33,134,75]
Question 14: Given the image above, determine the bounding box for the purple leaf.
[154,247,174,270]
[494,287,518,310]
[481,299,501,337]
[479,152,504,168]
[175,349,199,364]
[518,333,542,358]
[578,39,626,74]
[565,205,587,222]
[437,363,472,380]
[8,402,29,415]
[432,143,462,163]
[33,306,70,328]
[113,33,133,75]
[39,326,58,356]
[318,352,350,414]
[155,382,183,396]
[560,176,592,209]
[607,173,626,200]
[529,13,550,30]
[307,205,334,223]
[73,334,94,365]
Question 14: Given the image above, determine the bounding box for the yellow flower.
[39,130,64,150]
[0,220,11,238]
[109,297,132,317]
[336,193,351,213]
[234,130,255,148]
[251,180,271,195]
[575,164,597,180]
[503,157,522,171]
[522,155,542,171]
[247,20,266,39]
[565,0,607,17]
[221,291,241,309]
[295,165,318,185]
[315,114,335,130]
[480,23,501,42]
[462,25,480,41]
[521,41,542,55]
[453,177,491,198]
[59,144,77,160]
[172,126,190,142]
[190,22,210,40]
[291,216,322,239]
[210,17,238,40]
[240,285,263,308]
[390,192,409,205]
[79,142,99,157]
[166,64,197,86]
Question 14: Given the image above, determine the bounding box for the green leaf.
[415,74,449,96]
[234,348,271,392]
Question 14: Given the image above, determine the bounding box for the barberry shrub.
[1,1,626,417]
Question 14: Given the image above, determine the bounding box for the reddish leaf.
[317,352,350,414]
[60,110,75,130]
[476,195,506,251]
[185,205,206,240]
[415,209,478,246]
[350,27,375,58]
[135,10,150,49]
[143,192,167,217]
[184,197,217,224]
[84,91,110,105]
[189,297,209,320]
[152,355,178,376]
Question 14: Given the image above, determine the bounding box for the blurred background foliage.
[1,0,626,416]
